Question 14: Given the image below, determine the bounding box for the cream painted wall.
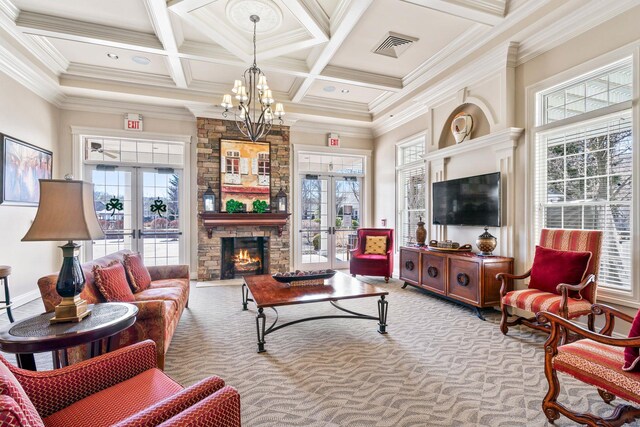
[373,113,428,232]
[290,129,373,151]
[57,110,199,276]
[0,72,60,302]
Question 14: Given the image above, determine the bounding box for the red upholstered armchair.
[0,340,241,427]
[349,228,394,283]
[497,228,603,336]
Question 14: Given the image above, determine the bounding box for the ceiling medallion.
[221,15,285,142]
[226,0,283,34]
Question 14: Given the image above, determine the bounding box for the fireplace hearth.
[221,237,269,279]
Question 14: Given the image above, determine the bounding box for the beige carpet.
[2,276,637,426]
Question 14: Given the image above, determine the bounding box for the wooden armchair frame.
[497,271,597,335]
[537,305,640,426]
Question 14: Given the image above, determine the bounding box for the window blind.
[399,166,426,247]
[535,112,633,290]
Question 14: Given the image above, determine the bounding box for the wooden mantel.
[200,212,290,238]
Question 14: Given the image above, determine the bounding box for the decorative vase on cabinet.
[416,216,427,246]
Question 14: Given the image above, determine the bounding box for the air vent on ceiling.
[373,32,418,58]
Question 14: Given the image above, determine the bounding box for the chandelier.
[221,15,285,142]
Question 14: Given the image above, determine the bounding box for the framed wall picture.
[0,134,53,206]
[220,139,270,212]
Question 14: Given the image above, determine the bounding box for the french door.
[85,165,183,266]
[298,174,362,270]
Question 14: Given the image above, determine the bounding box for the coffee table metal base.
[243,283,388,353]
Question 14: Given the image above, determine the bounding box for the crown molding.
[65,63,176,87]
[0,0,18,21]
[62,96,196,121]
[321,66,402,91]
[291,120,373,138]
[401,0,506,26]
[16,11,164,51]
[516,0,640,66]
[299,95,370,115]
[299,0,330,35]
[423,127,522,162]
[26,35,69,75]
[372,102,429,138]
[0,27,63,105]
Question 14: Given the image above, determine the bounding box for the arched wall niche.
[438,103,490,149]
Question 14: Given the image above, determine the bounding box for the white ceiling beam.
[143,0,188,88]
[401,0,505,26]
[16,11,165,53]
[166,0,218,14]
[173,7,251,62]
[292,0,374,103]
[281,0,329,42]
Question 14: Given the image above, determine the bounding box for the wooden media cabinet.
[399,246,513,319]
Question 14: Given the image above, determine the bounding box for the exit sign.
[124,113,143,131]
[328,133,340,147]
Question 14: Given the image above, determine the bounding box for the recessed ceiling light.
[106,53,119,60]
[323,86,336,92]
[341,89,350,94]
[132,56,151,65]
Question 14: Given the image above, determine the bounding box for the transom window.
[534,57,634,294]
[85,137,184,166]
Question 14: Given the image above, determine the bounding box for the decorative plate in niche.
[226,0,283,34]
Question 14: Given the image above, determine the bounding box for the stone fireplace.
[221,237,269,279]
[196,118,290,280]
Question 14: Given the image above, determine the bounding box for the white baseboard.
[10,289,41,309]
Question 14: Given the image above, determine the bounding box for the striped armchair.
[497,228,603,335]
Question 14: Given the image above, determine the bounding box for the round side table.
[0,302,137,370]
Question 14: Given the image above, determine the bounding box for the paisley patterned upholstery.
[0,340,240,427]
[554,339,640,405]
[503,289,593,318]
[37,250,190,369]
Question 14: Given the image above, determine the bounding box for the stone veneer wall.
[196,118,290,280]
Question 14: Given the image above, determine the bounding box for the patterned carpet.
[2,275,638,426]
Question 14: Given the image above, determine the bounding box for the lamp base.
[50,295,91,324]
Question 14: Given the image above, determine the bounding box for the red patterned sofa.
[0,340,241,427]
[37,250,189,369]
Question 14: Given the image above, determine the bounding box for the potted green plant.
[225,199,243,213]
[252,199,268,213]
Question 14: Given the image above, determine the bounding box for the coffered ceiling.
[0,0,637,135]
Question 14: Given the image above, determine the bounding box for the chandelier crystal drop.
[221,14,285,142]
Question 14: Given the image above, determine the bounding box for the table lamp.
[22,178,105,323]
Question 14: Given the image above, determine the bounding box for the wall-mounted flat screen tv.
[432,172,501,227]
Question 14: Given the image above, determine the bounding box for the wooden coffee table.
[242,273,389,353]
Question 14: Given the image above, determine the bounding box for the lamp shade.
[22,179,105,242]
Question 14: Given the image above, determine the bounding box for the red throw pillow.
[623,309,640,371]
[93,262,135,302]
[528,245,592,295]
[123,253,152,292]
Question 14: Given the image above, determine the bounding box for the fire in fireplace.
[233,249,261,273]
[221,237,269,279]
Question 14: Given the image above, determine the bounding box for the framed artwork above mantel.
[220,139,270,212]
[0,133,53,206]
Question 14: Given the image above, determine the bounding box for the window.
[225,151,240,174]
[396,137,426,247]
[534,58,634,293]
[85,137,184,166]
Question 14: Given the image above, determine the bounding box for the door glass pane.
[299,177,329,266]
[334,178,360,263]
[142,171,180,266]
[91,169,133,258]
